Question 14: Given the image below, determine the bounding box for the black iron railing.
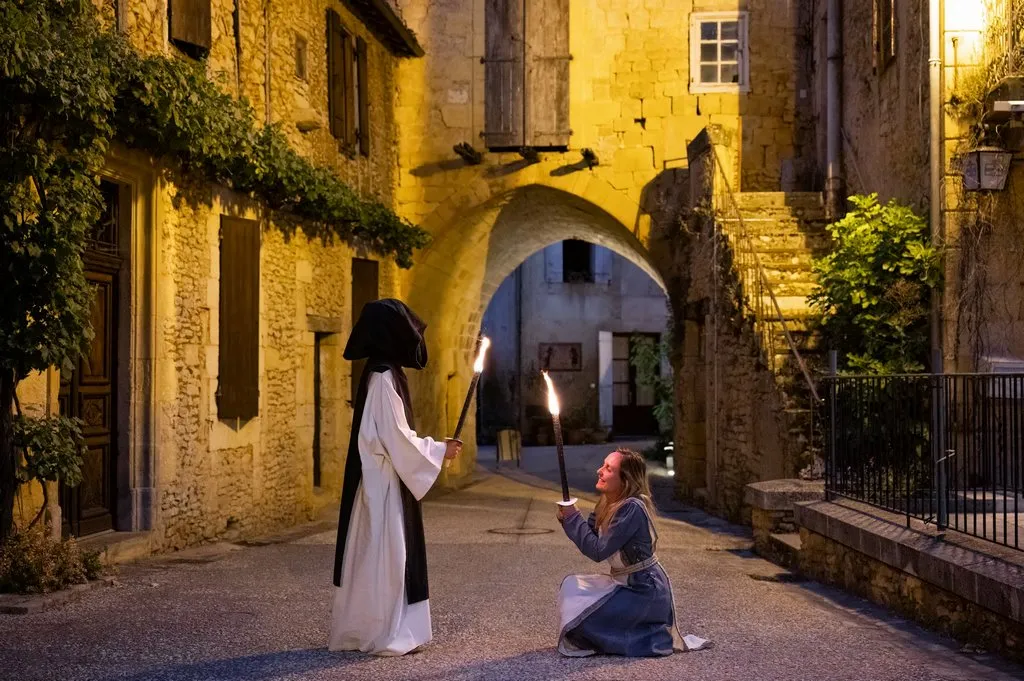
[825,370,1024,551]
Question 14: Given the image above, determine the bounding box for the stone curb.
[795,500,1024,625]
[0,576,115,616]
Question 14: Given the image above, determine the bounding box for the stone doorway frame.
[101,153,159,533]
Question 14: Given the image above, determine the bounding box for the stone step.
[767,327,824,351]
[721,220,831,246]
[733,191,824,211]
[757,295,814,318]
[725,230,830,254]
[762,280,817,297]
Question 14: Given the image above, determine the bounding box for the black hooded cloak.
[333,299,432,604]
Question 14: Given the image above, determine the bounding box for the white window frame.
[689,11,750,94]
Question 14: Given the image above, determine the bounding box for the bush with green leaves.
[809,194,942,374]
[0,0,430,541]
[629,334,674,437]
[0,526,106,594]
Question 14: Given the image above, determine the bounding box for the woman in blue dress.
[556,449,710,657]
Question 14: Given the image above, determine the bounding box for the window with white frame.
[689,12,749,93]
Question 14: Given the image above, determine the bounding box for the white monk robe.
[328,370,447,656]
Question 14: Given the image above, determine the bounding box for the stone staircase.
[717,191,829,475]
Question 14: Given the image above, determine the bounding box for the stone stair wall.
[721,191,828,477]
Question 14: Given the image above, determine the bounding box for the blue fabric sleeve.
[560,501,644,563]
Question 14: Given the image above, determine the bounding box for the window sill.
[689,84,750,95]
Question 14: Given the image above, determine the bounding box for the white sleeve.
[367,371,447,500]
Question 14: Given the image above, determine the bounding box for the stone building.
[15,0,423,549]
[479,243,669,446]
[805,0,1024,373]
[15,0,838,545]
[387,0,817,519]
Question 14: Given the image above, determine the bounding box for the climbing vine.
[945,2,1024,366]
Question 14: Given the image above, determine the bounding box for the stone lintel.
[744,479,825,511]
[795,500,1024,625]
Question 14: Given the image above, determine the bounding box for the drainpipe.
[929,0,944,373]
[825,0,845,220]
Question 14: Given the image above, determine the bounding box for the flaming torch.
[445,337,491,469]
[542,371,577,507]
[452,336,491,441]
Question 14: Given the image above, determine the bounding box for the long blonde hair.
[594,449,656,532]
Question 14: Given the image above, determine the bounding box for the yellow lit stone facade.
[15,0,411,549]
[389,0,810,489]
[15,0,813,546]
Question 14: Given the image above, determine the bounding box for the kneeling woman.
[556,449,709,657]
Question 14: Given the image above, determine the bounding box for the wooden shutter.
[543,242,563,283]
[170,0,212,52]
[525,0,570,147]
[593,245,612,286]
[218,217,260,421]
[356,37,370,156]
[327,10,347,141]
[483,0,525,148]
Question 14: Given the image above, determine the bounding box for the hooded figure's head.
[343,299,428,370]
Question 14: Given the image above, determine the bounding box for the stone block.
[745,479,825,511]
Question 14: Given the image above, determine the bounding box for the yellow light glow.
[473,337,491,374]
[542,371,560,416]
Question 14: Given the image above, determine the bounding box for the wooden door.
[60,182,124,536]
[350,259,379,403]
[611,333,660,437]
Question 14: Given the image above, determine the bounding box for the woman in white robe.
[329,299,461,656]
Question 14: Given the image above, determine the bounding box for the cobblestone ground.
[1,443,1023,681]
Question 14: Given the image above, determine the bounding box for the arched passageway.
[401,173,673,484]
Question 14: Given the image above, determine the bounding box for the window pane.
[700,43,718,62]
[637,384,656,407]
[700,65,718,83]
[721,21,739,40]
[700,21,717,40]
[612,336,629,357]
[720,41,738,62]
[721,63,739,83]
[613,385,630,406]
[613,359,630,383]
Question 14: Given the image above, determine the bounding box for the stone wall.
[807,0,930,207]
[799,527,1024,663]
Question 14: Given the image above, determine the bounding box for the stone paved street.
[2,445,1023,681]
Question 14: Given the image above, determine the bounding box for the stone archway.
[400,167,674,485]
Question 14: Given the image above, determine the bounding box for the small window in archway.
[562,239,593,283]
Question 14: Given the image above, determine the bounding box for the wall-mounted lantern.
[961,146,1013,191]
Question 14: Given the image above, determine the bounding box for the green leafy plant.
[0,0,430,541]
[14,415,87,530]
[809,194,942,374]
[0,525,105,594]
[629,334,674,436]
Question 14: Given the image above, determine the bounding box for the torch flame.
[473,337,491,374]
[542,371,560,416]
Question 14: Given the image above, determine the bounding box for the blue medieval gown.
[557,497,710,657]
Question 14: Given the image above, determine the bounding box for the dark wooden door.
[60,263,120,536]
[612,333,659,437]
[350,259,379,403]
[61,180,124,536]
